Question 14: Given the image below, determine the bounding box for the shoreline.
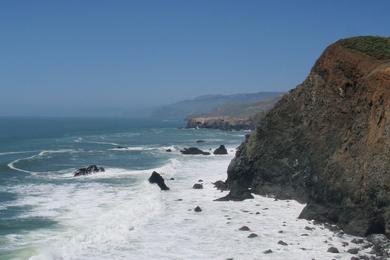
[24,153,377,260]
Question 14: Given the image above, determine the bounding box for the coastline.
[25,153,376,259]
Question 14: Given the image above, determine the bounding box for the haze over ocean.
[1,0,389,117]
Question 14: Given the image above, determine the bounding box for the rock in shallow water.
[213,145,228,155]
[180,147,210,155]
[247,233,258,238]
[239,226,250,231]
[192,183,203,189]
[194,206,202,212]
[148,171,170,191]
[74,165,105,177]
[327,247,339,253]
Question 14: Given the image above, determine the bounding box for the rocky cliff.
[225,36,390,237]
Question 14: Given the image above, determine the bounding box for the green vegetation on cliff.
[339,36,390,60]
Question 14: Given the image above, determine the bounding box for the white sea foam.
[7,149,79,175]
[0,150,39,156]
[3,155,374,260]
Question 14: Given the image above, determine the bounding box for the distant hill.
[186,95,283,130]
[150,92,283,120]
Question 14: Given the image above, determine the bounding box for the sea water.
[0,117,373,260]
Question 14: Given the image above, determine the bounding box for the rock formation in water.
[213,145,228,155]
[148,171,170,190]
[224,36,390,237]
[74,165,105,177]
[180,147,210,155]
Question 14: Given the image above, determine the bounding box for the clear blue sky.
[0,0,389,117]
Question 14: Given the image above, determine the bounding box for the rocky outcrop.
[180,147,210,155]
[213,145,228,155]
[74,165,105,177]
[225,36,390,237]
[148,171,170,190]
[186,116,253,130]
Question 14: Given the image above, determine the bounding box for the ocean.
[0,117,370,260]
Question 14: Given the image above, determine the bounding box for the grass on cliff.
[339,36,390,60]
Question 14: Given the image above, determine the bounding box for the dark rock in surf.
[180,147,210,155]
[213,145,228,155]
[166,149,172,152]
[248,233,258,238]
[148,171,170,191]
[239,226,250,231]
[327,247,339,253]
[194,206,202,212]
[193,183,203,189]
[278,240,288,246]
[196,140,206,143]
[347,248,359,254]
[74,165,105,177]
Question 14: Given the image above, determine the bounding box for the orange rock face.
[225,37,390,237]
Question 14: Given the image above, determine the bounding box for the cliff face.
[226,36,390,237]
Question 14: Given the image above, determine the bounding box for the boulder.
[196,140,206,143]
[248,233,258,238]
[180,147,210,155]
[74,165,105,177]
[148,171,170,191]
[278,240,288,246]
[213,145,228,155]
[327,247,339,253]
[192,183,203,189]
[239,226,250,231]
[194,206,202,212]
[166,149,172,152]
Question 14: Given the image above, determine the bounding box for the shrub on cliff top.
[339,36,390,60]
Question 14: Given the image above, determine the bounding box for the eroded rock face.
[225,36,390,237]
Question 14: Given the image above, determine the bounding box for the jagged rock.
[224,36,390,237]
[366,234,390,257]
[213,145,228,155]
[278,240,288,246]
[192,183,203,189]
[248,233,258,238]
[74,165,105,177]
[148,171,170,191]
[194,206,202,212]
[166,149,172,152]
[347,248,359,254]
[351,238,365,244]
[180,147,210,155]
[327,247,339,253]
[239,226,250,231]
[213,180,228,191]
